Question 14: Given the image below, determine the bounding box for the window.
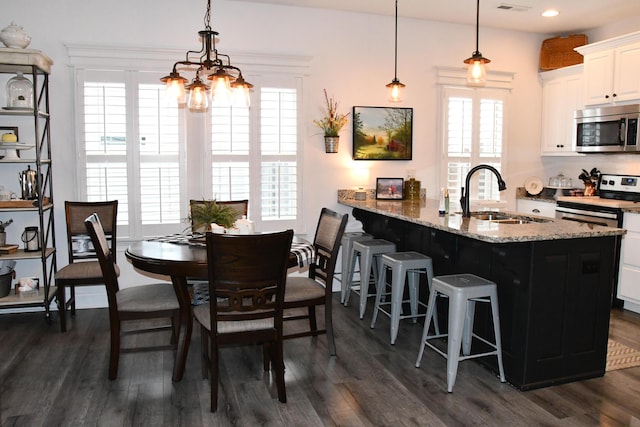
[441,86,508,204]
[209,85,300,231]
[80,70,184,239]
[71,47,306,240]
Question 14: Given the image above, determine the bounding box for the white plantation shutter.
[260,88,297,221]
[211,83,300,230]
[80,70,183,238]
[442,86,506,204]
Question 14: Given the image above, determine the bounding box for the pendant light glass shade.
[187,77,210,110]
[464,0,490,85]
[386,0,404,102]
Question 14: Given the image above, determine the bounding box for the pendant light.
[161,0,253,111]
[464,0,491,85]
[386,0,405,102]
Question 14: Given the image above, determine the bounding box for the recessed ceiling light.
[542,9,559,18]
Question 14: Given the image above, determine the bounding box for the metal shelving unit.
[0,49,57,319]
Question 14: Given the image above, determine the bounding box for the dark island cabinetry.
[352,208,616,390]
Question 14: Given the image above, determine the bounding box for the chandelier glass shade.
[464,0,490,85]
[386,0,404,102]
[161,0,253,110]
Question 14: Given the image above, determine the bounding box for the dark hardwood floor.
[1,296,640,426]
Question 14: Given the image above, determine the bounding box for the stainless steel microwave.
[575,104,640,153]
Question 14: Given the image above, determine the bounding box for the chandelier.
[464,0,491,85]
[161,0,253,110]
[386,0,405,102]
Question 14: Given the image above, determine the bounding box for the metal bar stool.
[415,273,506,392]
[344,239,396,319]
[370,251,435,344]
[337,232,373,304]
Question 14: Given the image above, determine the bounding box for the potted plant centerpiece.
[314,89,349,153]
[0,219,13,246]
[189,200,238,233]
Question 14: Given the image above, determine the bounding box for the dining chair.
[189,199,249,233]
[282,208,348,355]
[85,213,180,380]
[56,200,118,332]
[193,230,293,412]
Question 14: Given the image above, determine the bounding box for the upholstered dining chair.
[193,230,293,412]
[282,208,348,356]
[56,200,118,332]
[189,199,249,233]
[85,213,180,380]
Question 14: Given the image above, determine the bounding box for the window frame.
[436,67,514,208]
[69,45,310,240]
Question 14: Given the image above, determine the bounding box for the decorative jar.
[0,22,31,49]
[6,73,33,109]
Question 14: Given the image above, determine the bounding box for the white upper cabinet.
[540,65,585,156]
[577,32,640,106]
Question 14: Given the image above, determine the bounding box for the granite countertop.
[338,191,625,243]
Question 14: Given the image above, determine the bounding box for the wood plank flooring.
[1,296,640,426]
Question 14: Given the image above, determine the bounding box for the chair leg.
[390,266,405,345]
[70,286,76,316]
[271,339,287,404]
[263,343,271,372]
[200,325,209,380]
[415,288,438,368]
[308,306,318,335]
[57,285,67,332]
[210,337,219,412]
[446,295,466,393]
[325,296,336,356]
[108,320,120,380]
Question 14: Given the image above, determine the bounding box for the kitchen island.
[338,192,626,390]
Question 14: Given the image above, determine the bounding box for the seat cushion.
[193,304,274,334]
[55,261,120,282]
[117,283,179,312]
[284,277,325,303]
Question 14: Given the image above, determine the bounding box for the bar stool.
[370,251,435,345]
[415,273,506,393]
[337,232,373,304]
[344,239,396,319]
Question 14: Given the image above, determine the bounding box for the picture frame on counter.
[376,177,404,200]
[352,106,413,160]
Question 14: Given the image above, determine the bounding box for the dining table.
[124,233,314,382]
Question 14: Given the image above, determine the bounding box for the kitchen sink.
[491,218,530,224]
[468,211,551,224]
[470,212,513,221]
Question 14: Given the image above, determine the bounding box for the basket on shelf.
[540,34,588,71]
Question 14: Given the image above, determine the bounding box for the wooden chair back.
[66,200,118,263]
[189,199,249,232]
[206,230,293,333]
[84,213,120,308]
[308,208,348,288]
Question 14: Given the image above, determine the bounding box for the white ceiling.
[229,0,640,35]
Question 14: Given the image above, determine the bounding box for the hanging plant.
[313,89,349,137]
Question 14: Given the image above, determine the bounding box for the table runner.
[148,233,315,268]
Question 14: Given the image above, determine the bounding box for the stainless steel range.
[555,173,640,307]
[556,173,640,227]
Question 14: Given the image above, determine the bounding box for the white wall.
[2,0,639,301]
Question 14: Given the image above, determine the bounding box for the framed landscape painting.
[352,106,413,160]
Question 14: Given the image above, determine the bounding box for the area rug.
[606,339,640,371]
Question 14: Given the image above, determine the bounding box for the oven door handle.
[555,205,618,220]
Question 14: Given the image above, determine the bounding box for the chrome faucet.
[460,164,507,217]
